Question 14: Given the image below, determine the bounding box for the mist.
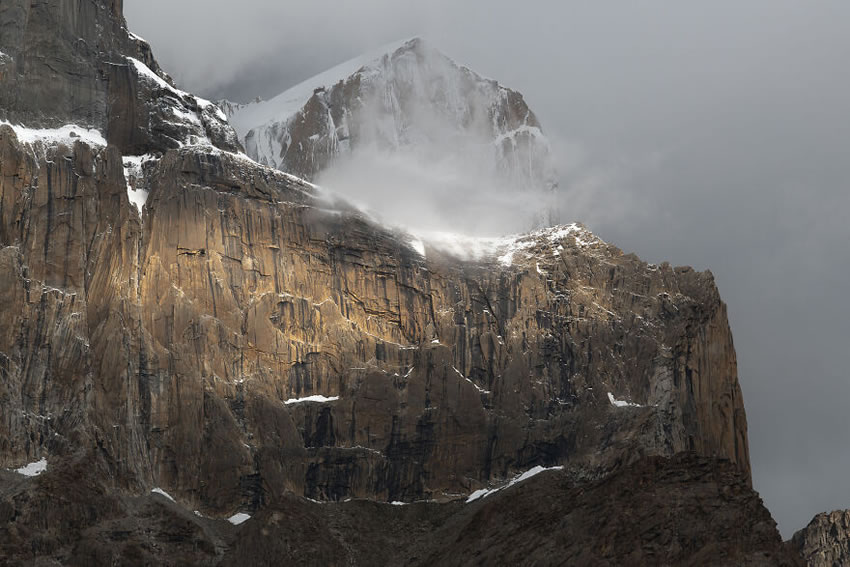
[316,150,549,236]
[124,0,850,537]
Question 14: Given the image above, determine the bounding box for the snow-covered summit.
[223,37,559,230]
[226,37,419,139]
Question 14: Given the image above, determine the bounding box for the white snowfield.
[283,395,340,405]
[12,458,48,477]
[0,120,107,148]
[466,464,564,503]
[607,392,644,408]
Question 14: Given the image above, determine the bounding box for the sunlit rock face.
[225,38,559,231]
[792,510,850,566]
[0,1,779,564]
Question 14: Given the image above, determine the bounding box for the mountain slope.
[225,38,559,230]
[0,2,797,565]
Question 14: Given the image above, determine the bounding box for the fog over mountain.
[124,0,850,537]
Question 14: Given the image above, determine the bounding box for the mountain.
[791,510,850,566]
[224,38,559,230]
[0,1,805,565]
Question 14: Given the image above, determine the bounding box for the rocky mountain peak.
[225,36,559,230]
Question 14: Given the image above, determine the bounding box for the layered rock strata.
[0,1,768,565]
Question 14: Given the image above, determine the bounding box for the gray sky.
[125,0,850,537]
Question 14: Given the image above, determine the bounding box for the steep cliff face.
[0,1,771,565]
[225,38,559,229]
[792,510,850,566]
[0,0,238,155]
[0,123,749,507]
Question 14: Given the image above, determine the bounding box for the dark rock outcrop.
[791,509,850,566]
[0,455,800,566]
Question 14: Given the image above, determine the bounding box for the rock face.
[0,1,787,565]
[225,38,559,229]
[792,510,850,566]
[0,0,238,155]
[0,127,750,506]
[0,454,802,566]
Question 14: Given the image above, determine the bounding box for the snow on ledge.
[607,392,643,408]
[13,458,47,477]
[127,31,147,44]
[151,487,176,502]
[283,395,340,405]
[0,120,107,148]
[406,223,599,267]
[228,513,251,525]
[466,464,564,503]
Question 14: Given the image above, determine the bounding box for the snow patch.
[607,392,643,408]
[127,31,147,43]
[228,513,251,525]
[13,458,47,477]
[284,395,340,405]
[0,120,107,148]
[465,465,564,503]
[123,154,158,215]
[151,487,175,502]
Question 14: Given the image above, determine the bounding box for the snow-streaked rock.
[466,464,564,503]
[224,38,558,230]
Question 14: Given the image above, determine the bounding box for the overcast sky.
[125,0,850,537]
